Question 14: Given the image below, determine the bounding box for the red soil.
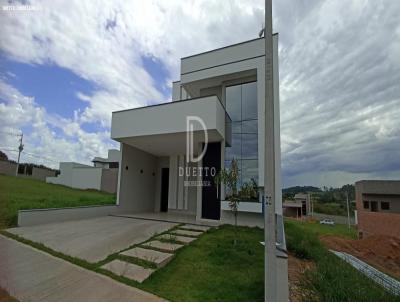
[320,234,400,279]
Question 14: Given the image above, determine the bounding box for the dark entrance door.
[160,168,169,212]
[202,142,221,220]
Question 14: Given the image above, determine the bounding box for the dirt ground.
[320,234,400,279]
[288,253,314,302]
[0,288,18,302]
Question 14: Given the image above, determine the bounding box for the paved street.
[0,235,167,302]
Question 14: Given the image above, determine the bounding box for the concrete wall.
[357,211,400,238]
[71,167,102,190]
[0,160,16,175]
[117,144,157,213]
[220,210,264,227]
[111,96,225,140]
[100,168,118,193]
[31,167,57,181]
[181,38,264,75]
[18,205,118,227]
[0,160,56,181]
[47,162,103,191]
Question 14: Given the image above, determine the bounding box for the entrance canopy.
[111,95,230,156]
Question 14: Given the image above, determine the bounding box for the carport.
[8,216,178,262]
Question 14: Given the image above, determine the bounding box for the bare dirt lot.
[320,234,400,279]
[288,253,314,302]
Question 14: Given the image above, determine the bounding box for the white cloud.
[0,79,116,168]
[0,0,399,186]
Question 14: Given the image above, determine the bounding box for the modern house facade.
[46,149,120,193]
[355,180,400,238]
[111,36,282,224]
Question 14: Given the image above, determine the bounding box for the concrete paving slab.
[121,247,173,268]
[157,234,196,244]
[180,224,211,232]
[0,235,167,302]
[101,259,154,283]
[7,216,177,263]
[142,241,183,252]
[171,229,203,237]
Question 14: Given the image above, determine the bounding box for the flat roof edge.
[181,33,278,60]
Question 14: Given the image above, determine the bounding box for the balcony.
[111,95,230,156]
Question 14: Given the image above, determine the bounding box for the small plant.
[214,159,257,245]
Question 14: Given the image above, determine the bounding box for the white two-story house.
[111,35,282,225]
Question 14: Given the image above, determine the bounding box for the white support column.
[264,0,277,301]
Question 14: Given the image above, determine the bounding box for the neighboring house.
[295,193,312,216]
[92,149,120,169]
[46,150,120,193]
[0,160,57,181]
[110,36,282,223]
[282,200,303,219]
[355,180,400,238]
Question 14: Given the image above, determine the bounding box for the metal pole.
[264,0,277,301]
[346,190,351,229]
[15,133,23,176]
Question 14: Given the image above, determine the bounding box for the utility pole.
[264,0,277,301]
[15,133,24,176]
[346,190,351,229]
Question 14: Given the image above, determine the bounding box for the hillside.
[0,174,115,228]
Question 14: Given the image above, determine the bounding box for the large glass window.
[225,81,258,198]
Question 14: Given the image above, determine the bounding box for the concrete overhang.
[111,95,231,156]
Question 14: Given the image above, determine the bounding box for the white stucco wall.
[47,162,102,191]
[111,96,225,140]
[117,143,157,213]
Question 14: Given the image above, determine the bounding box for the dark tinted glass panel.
[225,133,241,160]
[226,85,241,121]
[242,160,258,184]
[242,134,258,159]
[224,159,242,190]
[242,82,257,120]
[242,120,258,133]
[381,202,390,210]
[232,122,241,133]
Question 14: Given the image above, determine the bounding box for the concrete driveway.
[7,216,177,262]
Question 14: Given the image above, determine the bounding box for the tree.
[0,150,8,161]
[214,159,257,245]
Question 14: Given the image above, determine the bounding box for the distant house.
[0,160,57,181]
[46,149,120,193]
[282,200,303,218]
[355,180,400,238]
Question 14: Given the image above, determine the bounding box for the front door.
[160,168,169,212]
[201,142,221,220]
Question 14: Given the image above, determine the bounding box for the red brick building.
[355,180,400,238]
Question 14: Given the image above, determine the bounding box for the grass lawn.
[0,174,115,228]
[285,219,398,302]
[141,225,264,302]
[286,218,357,239]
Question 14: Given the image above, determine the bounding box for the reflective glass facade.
[225,81,258,188]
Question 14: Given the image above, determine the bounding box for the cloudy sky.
[0,0,399,188]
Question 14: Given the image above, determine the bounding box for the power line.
[0,131,23,137]
[0,147,58,163]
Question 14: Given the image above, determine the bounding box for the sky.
[0,0,399,188]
